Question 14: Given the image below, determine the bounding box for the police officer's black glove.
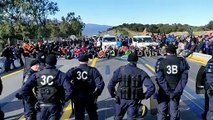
[170,92,181,100]
[15,93,23,100]
[170,93,175,100]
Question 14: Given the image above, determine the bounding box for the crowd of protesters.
[1,38,100,72]
[1,32,213,72]
[152,33,213,56]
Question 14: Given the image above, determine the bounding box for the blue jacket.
[155,55,190,96]
[108,63,155,99]
[21,65,73,102]
[206,58,213,84]
[23,69,37,85]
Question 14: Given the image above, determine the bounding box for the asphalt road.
[0,56,205,120]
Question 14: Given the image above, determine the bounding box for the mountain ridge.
[82,23,112,36]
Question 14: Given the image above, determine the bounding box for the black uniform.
[205,58,213,120]
[16,60,40,120]
[108,53,155,120]
[66,55,105,120]
[21,55,73,120]
[22,69,38,119]
[155,45,189,120]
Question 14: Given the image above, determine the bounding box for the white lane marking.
[183,91,204,111]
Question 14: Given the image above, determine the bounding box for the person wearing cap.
[155,44,190,120]
[37,52,46,70]
[108,53,155,120]
[20,54,73,120]
[16,59,40,120]
[66,55,105,120]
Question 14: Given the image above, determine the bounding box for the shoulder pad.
[69,67,78,71]
[207,58,213,65]
[35,70,41,78]
[24,70,31,77]
[177,56,185,61]
[88,66,95,72]
[155,58,164,72]
[120,65,126,71]
[178,57,190,70]
[157,57,165,63]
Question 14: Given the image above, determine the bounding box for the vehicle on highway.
[101,35,117,50]
[132,35,158,48]
[132,36,159,56]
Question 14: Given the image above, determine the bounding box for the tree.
[28,0,59,38]
[207,21,213,30]
[0,0,59,40]
[59,12,85,37]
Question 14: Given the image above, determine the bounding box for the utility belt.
[39,103,58,107]
[35,102,61,111]
[37,99,62,105]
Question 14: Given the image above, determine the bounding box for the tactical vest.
[36,69,59,104]
[72,66,96,96]
[117,67,143,100]
[161,57,182,89]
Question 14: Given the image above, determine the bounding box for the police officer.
[155,44,190,120]
[108,53,155,120]
[66,55,105,120]
[1,44,12,72]
[20,54,73,120]
[16,60,40,120]
[205,58,213,120]
[0,77,4,119]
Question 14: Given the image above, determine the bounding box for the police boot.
[0,110,4,120]
[26,115,36,120]
[201,113,206,120]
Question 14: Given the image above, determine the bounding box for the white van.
[132,36,158,47]
[101,35,117,50]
